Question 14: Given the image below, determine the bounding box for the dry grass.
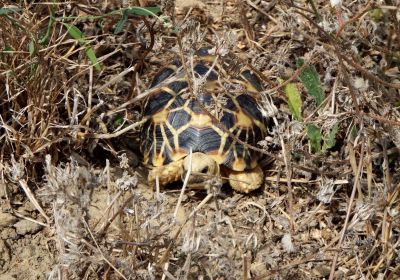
[0,0,399,279]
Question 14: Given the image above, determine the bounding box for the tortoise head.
[182,152,219,186]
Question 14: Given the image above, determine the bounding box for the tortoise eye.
[200,166,209,173]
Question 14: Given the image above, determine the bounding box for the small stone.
[0,212,17,228]
[0,273,17,280]
[13,219,42,235]
[0,228,17,240]
[282,233,296,253]
[0,240,11,268]
[18,201,37,214]
[313,265,331,277]
[250,261,268,276]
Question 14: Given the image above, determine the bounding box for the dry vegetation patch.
[0,0,399,279]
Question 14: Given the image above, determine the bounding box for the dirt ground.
[1,0,399,279]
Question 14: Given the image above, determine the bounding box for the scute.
[220,111,236,130]
[236,94,263,122]
[187,99,205,114]
[143,92,173,116]
[150,68,175,87]
[163,124,175,149]
[196,47,212,56]
[240,70,263,92]
[181,127,221,154]
[197,93,213,106]
[224,97,238,111]
[168,95,186,110]
[168,80,188,93]
[169,110,191,130]
[194,64,218,80]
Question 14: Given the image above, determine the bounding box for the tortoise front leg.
[148,159,184,186]
[227,165,264,193]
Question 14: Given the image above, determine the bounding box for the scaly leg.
[227,165,264,193]
[148,159,184,186]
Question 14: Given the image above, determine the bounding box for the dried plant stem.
[182,215,196,279]
[96,193,135,237]
[188,193,213,219]
[90,118,148,139]
[328,143,365,280]
[18,179,50,224]
[87,66,93,127]
[263,63,308,95]
[174,148,192,220]
[280,137,295,232]
[13,211,48,227]
[92,190,122,232]
[83,219,128,280]
[237,0,254,48]
[246,0,278,17]
[161,262,172,280]
[243,251,249,280]
[336,2,375,36]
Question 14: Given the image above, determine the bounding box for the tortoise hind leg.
[148,159,184,187]
[227,165,264,193]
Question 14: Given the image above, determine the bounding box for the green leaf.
[350,125,358,140]
[2,46,13,54]
[126,6,161,16]
[369,8,383,22]
[297,59,325,106]
[114,12,128,34]
[283,82,303,121]
[306,0,321,22]
[63,23,101,71]
[172,26,180,33]
[85,47,101,71]
[0,7,21,15]
[307,124,322,153]
[63,23,86,44]
[392,51,400,68]
[114,6,161,34]
[28,41,35,56]
[322,123,339,151]
[112,114,124,128]
[39,3,56,45]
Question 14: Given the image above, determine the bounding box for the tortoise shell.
[141,47,267,171]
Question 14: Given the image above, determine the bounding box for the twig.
[182,213,196,279]
[18,179,50,224]
[188,193,213,219]
[336,2,375,37]
[357,111,400,127]
[92,190,122,232]
[328,143,365,280]
[237,0,255,48]
[246,0,278,17]
[96,193,135,237]
[89,118,148,139]
[243,251,249,280]
[341,53,400,89]
[13,211,48,227]
[173,148,192,220]
[263,63,308,94]
[83,219,128,280]
[280,134,295,232]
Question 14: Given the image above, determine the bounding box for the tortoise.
[140,47,267,193]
